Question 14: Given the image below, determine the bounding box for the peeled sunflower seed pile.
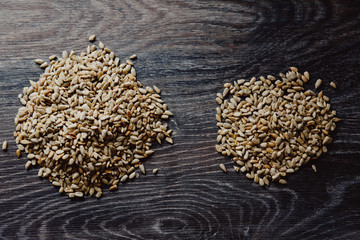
[14,36,173,198]
[215,67,339,186]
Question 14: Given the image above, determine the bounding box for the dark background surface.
[0,0,360,239]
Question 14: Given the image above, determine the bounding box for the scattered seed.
[88,34,96,42]
[99,41,104,49]
[312,165,317,173]
[153,169,158,174]
[219,163,227,173]
[2,140,7,151]
[315,79,322,89]
[279,179,287,185]
[34,59,44,65]
[129,54,137,60]
[16,149,21,158]
[330,82,337,89]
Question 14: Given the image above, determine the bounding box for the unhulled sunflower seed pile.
[215,67,339,186]
[15,36,173,198]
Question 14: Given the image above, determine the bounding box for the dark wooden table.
[1,1,359,239]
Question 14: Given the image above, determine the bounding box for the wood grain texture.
[1,0,360,239]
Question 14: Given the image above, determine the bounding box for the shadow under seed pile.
[14,38,173,198]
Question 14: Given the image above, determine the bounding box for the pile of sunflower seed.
[15,36,173,198]
[215,67,339,186]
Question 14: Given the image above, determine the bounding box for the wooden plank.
[0,0,359,239]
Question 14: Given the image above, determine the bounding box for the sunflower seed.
[279,179,287,184]
[153,85,161,94]
[52,181,61,187]
[304,71,310,80]
[96,191,102,198]
[49,55,57,61]
[34,59,44,64]
[289,67,298,72]
[219,163,227,173]
[37,168,43,177]
[16,149,21,158]
[165,137,173,144]
[25,161,32,169]
[88,34,96,42]
[75,192,84,197]
[2,140,7,151]
[315,79,322,89]
[120,175,128,182]
[139,164,146,174]
[99,41,104,49]
[40,62,48,68]
[129,172,136,180]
